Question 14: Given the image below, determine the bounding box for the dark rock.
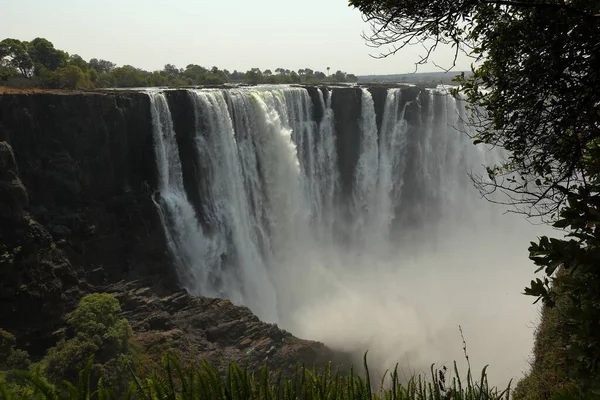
[0,142,28,225]
[0,143,81,356]
[51,225,72,239]
[330,87,362,200]
[0,92,176,291]
[86,267,108,286]
[105,281,351,374]
[302,86,324,124]
[367,86,388,134]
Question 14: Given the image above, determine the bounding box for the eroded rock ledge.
[105,281,351,373]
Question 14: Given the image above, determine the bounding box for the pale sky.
[1,0,472,75]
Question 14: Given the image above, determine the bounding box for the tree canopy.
[351,0,600,392]
[0,37,357,89]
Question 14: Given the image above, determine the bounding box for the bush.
[40,293,133,392]
[67,293,131,352]
[55,65,87,89]
[0,329,16,361]
[6,349,31,371]
[0,329,30,371]
[42,338,99,383]
[512,272,590,399]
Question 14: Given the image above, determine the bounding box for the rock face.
[330,87,362,200]
[106,281,350,373]
[0,141,80,356]
[0,92,175,291]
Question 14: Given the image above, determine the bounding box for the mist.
[282,210,545,387]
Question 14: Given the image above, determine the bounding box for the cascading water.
[313,89,337,241]
[148,85,543,386]
[351,89,380,244]
[187,89,278,320]
[148,92,221,297]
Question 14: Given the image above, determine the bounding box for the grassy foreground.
[0,353,510,400]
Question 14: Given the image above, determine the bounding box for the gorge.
[0,85,542,384]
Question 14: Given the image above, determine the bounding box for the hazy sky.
[2,0,472,75]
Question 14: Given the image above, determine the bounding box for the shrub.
[40,293,133,392]
[0,329,30,372]
[0,329,16,361]
[5,349,31,371]
[66,293,131,355]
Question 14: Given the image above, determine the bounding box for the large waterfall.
[149,85,541,384]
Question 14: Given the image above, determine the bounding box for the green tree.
[288,71,300,83]
[55,65,87,89]
[0,39,33,77]
[0,61,17,82]
[163,63,180,76]
[334,70,346,82]
[0,329,17,364]
[350,0,600,391]
[28,37,68,75]
[41,294,133,391]
[183,64,208,83]
[111,65,148,87]
[95,72,116,88]
[0,329,31,371]
[244,68,263,84]
[88,58,115,75]
[148,71,169,87]
[67,54,88,70]
[229,70,245,82]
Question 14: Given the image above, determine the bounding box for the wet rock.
[330,87,362,200]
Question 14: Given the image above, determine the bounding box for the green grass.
[0,352,511,400]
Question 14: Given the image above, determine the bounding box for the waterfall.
[314,88,337,240]
[147,85,543,385]
[351,89,380,242]
[148,92,220,297]
[188,89,278,320]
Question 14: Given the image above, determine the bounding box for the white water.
[148,86,543,386]
[148,92,220,297]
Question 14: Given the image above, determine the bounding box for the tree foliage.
[41,294,132,391]
[1,37,356,89]
[0,39,33,78]
[0,329,31,371]
[350,0,600,391]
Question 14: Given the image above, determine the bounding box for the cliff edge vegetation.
[0,37,357,89]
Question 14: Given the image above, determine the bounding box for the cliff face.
[0,92,181,353]
[0,92,175,291]
[330,87,362,201]
[0,140,79,355]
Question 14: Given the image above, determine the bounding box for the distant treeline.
[358,71,471,86]
[0,37,358,89]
